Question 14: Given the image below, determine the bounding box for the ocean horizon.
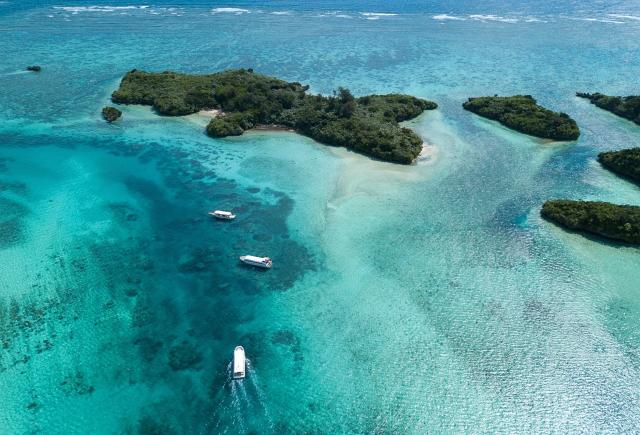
[1,0,640,433]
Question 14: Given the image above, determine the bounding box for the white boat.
[233,346,246,379]
[209,210,236,220]
[239,255,272,269]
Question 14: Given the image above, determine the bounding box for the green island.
[462,95,580,140]
[541,199,640,245]
[598,148,640,183]
[577,92,640,125]
[102,106,122,123]
[111,69,437,164]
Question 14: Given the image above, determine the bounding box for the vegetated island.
[463,95,580,140]
[598,148,640,184]
[541,199,640,245]
[577,92,640,125]
[102,106,122,123]
[111,69,437,164]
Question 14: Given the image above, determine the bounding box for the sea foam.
[53,5,148,13]
[469,14,519,23]
[432,14,466,21]
[211,7,250,15]
[607,14,640,21]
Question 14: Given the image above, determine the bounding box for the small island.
[541,199,640,245]
[463,95,580,140]
[598,148,640,183]
[26,65,41,72]
[577,92,640,125]
[102,106,122,123]
[111,69,437,164]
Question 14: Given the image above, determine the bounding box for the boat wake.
[202,358,274,433]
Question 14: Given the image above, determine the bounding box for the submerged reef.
[598,148,640,183]
[102,106,122,123]
[111,68,437,163]
[463,95,580,140]
[577,92,640,125]
[541,199,640,244]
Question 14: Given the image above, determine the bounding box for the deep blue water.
[1,1,640,433]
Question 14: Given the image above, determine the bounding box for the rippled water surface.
[1,0,640,433]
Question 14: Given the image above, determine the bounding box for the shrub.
[463,95,580,140]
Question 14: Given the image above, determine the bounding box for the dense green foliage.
[26,65,41,72]
[598,148,640,183]
[577,92,640,125]
[101,106,122,123]
[463,95,580,140]
[111,69,437,164]
[541,199,640,244]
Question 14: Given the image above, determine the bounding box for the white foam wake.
[569,17,624,24]
[361,12,397,20]
[211,7,250,15]
[607,14,640,21]
[469,14,519,23]
[432,14,466,21]
[53,5,148,13]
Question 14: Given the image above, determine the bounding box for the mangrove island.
[111,69,437,164]
[598,148,640,184]
[463,95,580,140]
[541,199,640,245]
[102,106,122,123]
[577,92,640,125]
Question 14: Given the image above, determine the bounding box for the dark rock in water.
[26,402,39,410]
[134,336,163,361]
[26,65,41,72]
[125,288,139,297]
[102,106,122,123]
[60,371,95,396]
[271,329,298,346]
[138,416,177,435]
[168,341,203,371]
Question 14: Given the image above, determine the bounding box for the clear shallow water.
[1,1,640,433]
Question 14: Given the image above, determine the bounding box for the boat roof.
[242,255,268,262]
[213,210,232,215]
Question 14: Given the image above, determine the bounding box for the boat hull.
[233,346,246,379]
[239,256,272,269]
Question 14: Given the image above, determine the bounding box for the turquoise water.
[1,1,640,433]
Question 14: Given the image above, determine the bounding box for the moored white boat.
[209,210,236,220]
[239,255,272,269]
[233,346,246,379]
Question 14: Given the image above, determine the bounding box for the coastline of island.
[541,200,640,245]
[111,68,438,164]
[577,92,640,126]
[598,148,640,184]
[463,95,580,141]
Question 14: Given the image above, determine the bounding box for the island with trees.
[541,199,640,245]
[111,69,437,164]
[102,106,122,123]
[598,148,640,183]
[463,95,580,140]
[577,92,640,125]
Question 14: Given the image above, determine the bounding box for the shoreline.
[414,142,438,164]
[197,108,221,118]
